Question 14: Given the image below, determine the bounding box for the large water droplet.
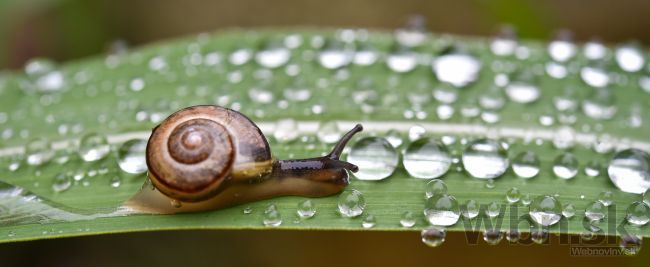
[462,139,509,179]
[78,133,110,162]
[432,47,481,87]
[529,195,562,226]
[625,201,649,226]
[512,151,540,178]
[25,138,54,166]
[608,149,650,194]
[338,189,366,218]
[347,137,398,181]
[553,152,579,179]
[117,139,147,174]
[424,193,460,226]
[403,138,452,179]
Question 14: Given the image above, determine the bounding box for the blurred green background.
[2,0,650,69]
[1,0,649,265]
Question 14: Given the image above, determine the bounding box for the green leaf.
[0,29,649,244]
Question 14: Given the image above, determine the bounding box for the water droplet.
[462,138,509,179]
[506,229,521,242]
[553,86,579,112]
[129,78,145,92]
[317,121,341,144]
[506,187,521,203]
[643,189,650,206]
[585,201,606,221]
[171,199,182,208]
[485,201,500,218]
[24,58,65,93]
[109,175,121,188]
[78,133,110,162]
[273,119,299,143]
[25,138,54,166]
[386,45,418,73]
[421,226,446,247]
[395,15,428,47]
[297,200,316,219]
[512,151,540,178]
[384,129,403,148]
[479,86,506,110]
[531,229,549,244]
[483,229,504,245]
[432,47,481,87]
[490,26,517,56]
[117,139,147,174]
[548,30,576,62]
[562,203,575,219]
[424,193,460,226]
[580,62,610,88]
[318,39,352,69]
[553,152,579,179]
[485,179,495,189]
[462,199,480,219]
[619,235,643,255]
[263,204,282,227]
[598,191,614,206]
[584,160,601,177]
[362,214,377,228]
[584,40,607,60]
[529,195,562,226]
[347,137,398,181]
[400,211,416,228]
[353,43,379,66]
[625,201,650,226]
[52,173,72,193]
[255,40,291,69]
[338,189,366,218]
[582,87,617,120]
[229,48,253,66]
[608,149,650,194]
[505,71,540,104]
[521,194,532,206]
[407,125,426,141]
[552,126,576,149]
[243,206,253,214]
[403,138,451,179]
[615,43,645,72]
[424,179,448,199]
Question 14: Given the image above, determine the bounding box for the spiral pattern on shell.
[146,105,272,202]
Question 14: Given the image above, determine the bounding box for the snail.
[124,105,363,214]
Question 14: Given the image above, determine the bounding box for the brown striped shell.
[146,105,273,202]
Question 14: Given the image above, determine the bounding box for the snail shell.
[146,105,272,202]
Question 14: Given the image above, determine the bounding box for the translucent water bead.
[338,189,366,218]
[511,151,540,178]
[25,138,55,166]
[608,149,650,194]
[424,193,460,226]
[462,139,509,179]
[78,133,110,162]
[528,195,562,226]
[403,138,452,179]
[117,139,148,174]
[347,137,398,181]
[421,226,446,247]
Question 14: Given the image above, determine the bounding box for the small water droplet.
[297,200,316,219]
[585,201,606,221]
[317,121,341,144]
[521,194,532,206]
[52,173,72,193]
[424,193,460,226]
[362,214,377,228]
[255,40,291,69]
[347,137,398,181]
[407,125,426,141]
[584,160,601,177]
[386,45,418,73]
[338,189,365,218]
[117,139,147,174]
[400,211,416,228]
[506,229,521,243]
[607,149,650,194]
[243,206,253,214]
[483,228,504,245]
[424,179,448,199]
[529,195,562,226]
[506,187,521,203]
[548,30,576,62]
[384,129,403,148]
[505,71,540,104]
[421,226,446,247]
[109,175,122,188]
[485,179,495,189]
[403,138,451,179]
[615,43,645,72]
[562,203,575,219]
[78,133,110,162]
[273,119,299,143]
[318,39,353,69]
[598,191,614,206]
[462,139,509,179]
[129,77,145,92]
[462,199,479,219]
[263,204,282,227]
[552,152,579,179]
[625,201,650,226]
[512,151,540,178]
[25,138,54,166]
[582,87,617,120]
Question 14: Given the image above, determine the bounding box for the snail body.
[124,105,362,214]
